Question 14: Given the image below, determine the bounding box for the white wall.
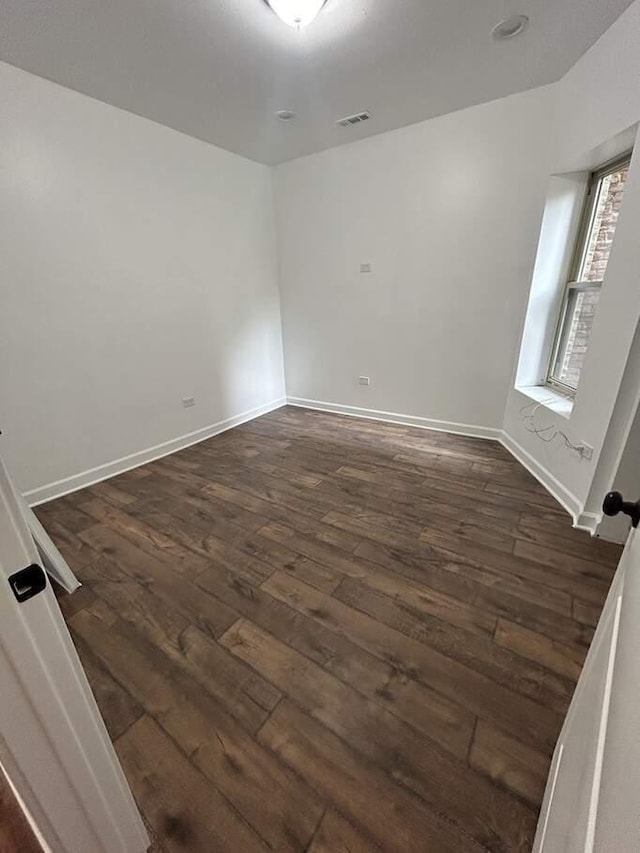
[274,0,640,526]
[595,322,640,542]
[606,391,640,540]
[274,86,554,431]
[0,62,285,501]
[514,172,587,389]
[4,0,640,519]
[502,0,640,521]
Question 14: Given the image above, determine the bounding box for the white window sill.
[517,385,574,419]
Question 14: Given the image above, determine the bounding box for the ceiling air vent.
[336,111,372,128]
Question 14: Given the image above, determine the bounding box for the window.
[547,154,631,394]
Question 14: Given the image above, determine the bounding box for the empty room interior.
[3,0,640,851]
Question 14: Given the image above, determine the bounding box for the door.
[0,452,148,852]
[534,497,640,851]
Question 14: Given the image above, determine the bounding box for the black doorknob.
[603,491,640,528]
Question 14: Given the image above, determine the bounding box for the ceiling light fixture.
[492,14,529,40]
[266,0,327,28]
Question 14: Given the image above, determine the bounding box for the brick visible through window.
[548,157,631,393]
[579,165,628,283]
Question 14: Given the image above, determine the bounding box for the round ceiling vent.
[275,110,296,121]
[492,14,530,40]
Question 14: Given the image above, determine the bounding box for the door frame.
[0,452,148,853]
[534,527,640,851]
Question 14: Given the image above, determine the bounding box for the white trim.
[516,385,573,419]
[286,397,502,441]
[500,430,583,521]
[595,512,630,544]
[25,397,286,506]
[584,592,623,853]
[0,453,149,853]
[536,743,564,853]
[286,398,587,527]
[27,392,587,540]
[25,494,81,593]
[574,511,602,536]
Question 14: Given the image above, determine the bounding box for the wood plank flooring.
[41,406,622,852]
[0,769,41,853]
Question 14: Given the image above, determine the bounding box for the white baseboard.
[25,397,286,506]
[500,430,584,524]
[287,399,586,529]
[591,511,630,543]
[573,511,602,536]
[286,397,502,441]
[29,394,588,541]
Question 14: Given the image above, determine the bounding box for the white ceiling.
[0,0,634,164]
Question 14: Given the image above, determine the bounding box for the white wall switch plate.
[360,263,371,273]
[359,376,370,386]
[182,396,196,408]
[580,442,594,460]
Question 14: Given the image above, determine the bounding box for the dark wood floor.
[0,769,41,853]
[40,406,621,852]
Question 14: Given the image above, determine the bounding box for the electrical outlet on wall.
[579,442,594,461]
[359,376,370,386]
[182,396,196,408]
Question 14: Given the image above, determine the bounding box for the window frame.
[546,152,632,396]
